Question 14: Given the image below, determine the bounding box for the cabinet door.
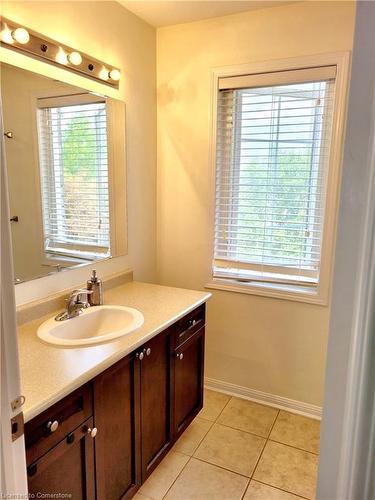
[94,353,141,500]
[27,418,95,500]
[139,326,174,480]
[174,327,205,437]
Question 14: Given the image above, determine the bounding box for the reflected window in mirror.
[36,94,110,262]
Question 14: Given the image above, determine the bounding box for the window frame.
[206,52,351,305]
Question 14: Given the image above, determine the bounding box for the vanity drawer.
[175,305,205,348]
[25,383,93,465]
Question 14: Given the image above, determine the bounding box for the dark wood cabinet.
[174,327,205,437]
[94,353,141,500]
[25,384,92,465]
[24,304,206,500]
[138,326,174,481]
[27,418,95,500]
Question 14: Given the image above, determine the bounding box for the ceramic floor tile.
[253,441,318,499]
[132,493,153,500]
[139,450,189,500]
[198,389,231,421]
[164,457,249,500]
[193,422,265,476]
[244,480,304,499]
[173,417,213,455]
[270,411,320,454]
[217,397,279,438]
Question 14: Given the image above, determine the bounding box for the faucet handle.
[72,288,93,296]
[69,288,93,304]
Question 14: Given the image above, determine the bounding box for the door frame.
[0,100,28,494]
[317,2,375,499]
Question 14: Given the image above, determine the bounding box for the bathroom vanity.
[19,279,210,499]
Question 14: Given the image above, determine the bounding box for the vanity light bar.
[0,18,121,88]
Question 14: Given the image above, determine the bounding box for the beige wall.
[157,1,355,406]
[1,1,156,304]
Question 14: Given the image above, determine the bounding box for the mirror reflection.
[1,64,127,283]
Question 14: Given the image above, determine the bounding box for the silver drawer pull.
[137,351,144,360]
[46,420,59,433]
[87,427,98,438]
[176,353,184,361]
[189,319,198,327]
[146,347,151,356]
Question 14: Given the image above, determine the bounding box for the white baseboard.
[205,377,322,420]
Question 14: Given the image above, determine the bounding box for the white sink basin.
[37,305,144,347]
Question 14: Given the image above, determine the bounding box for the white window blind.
[37,95,110,261]
[214,67,336,289]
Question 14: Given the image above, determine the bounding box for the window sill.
[205,279,328,305]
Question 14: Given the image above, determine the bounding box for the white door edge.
[317,2,375,499]
[0,96,28,494]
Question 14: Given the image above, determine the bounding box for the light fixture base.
[0,18,120,88]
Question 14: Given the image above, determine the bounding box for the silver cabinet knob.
[137,351,144,360]
[176,353,184,360]
[189,319,197,327]
[46,420,59,433]
[146,347,151,356]
[87,427,98,438]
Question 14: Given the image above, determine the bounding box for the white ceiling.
[119,1,297,27]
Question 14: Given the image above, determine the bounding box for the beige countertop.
[18,281,211,423]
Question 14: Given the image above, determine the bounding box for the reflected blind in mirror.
[37,95,110,260]
[214,67,336,287]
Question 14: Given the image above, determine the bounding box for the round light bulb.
[99,67,109,81]
[1,28,14,44]
[12,27,30,44]
[109,69,121,81]
[56,48,68,65]
[68,51,82,66]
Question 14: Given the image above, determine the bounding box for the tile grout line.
[217,419,278,441]
[192,455,252,479]
[214,393,233,422]
[212,392,320,461]
[174,417,214,456]
[190,456,252,500]
[240,409,280,500]
[200,394,317,499]
[266,407,280,440]
[161,416,215,499]
[161,396,246,499]
[267,437,319,456]
[212,416,319,457]
[252,478,310,500]
[251,409,317,500]
[188,395,233,457]
[161,393,231,500]
[160,393,318,500]
[161,454,192,500]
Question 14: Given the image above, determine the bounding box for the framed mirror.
[1,63,127,283]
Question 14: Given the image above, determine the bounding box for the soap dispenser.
[87,270,103,306]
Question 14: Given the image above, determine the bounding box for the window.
[212,65,341,301]
[37,94,110,261]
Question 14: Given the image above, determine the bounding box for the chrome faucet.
[55,288,93,322]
